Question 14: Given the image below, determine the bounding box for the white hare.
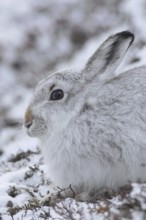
[24,31,146,201]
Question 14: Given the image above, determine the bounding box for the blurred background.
[1,1,146,217]
[0,0,146,134]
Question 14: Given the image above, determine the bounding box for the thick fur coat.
[24,31,146,201]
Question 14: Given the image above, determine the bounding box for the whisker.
[29,71,47,85]
[29,71,40,84]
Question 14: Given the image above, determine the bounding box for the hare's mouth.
[23,115,47,138]
[23,124,34,137]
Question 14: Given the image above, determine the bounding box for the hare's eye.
[50,89,64,101]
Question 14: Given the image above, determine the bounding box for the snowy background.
[1,0,146,219]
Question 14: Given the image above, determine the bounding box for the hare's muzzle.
[24,106,33,129]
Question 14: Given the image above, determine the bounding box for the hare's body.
[42,66,146,192]
[24,31,146,201]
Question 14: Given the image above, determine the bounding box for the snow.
[1,0,146,219]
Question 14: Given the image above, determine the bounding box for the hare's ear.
[83,31,134,82]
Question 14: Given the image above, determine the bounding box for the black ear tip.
[116,30,135,43]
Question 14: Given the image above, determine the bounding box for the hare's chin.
[24,127,37,137]
[25,129,33,137]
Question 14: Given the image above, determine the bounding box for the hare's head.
[24,31,134,139]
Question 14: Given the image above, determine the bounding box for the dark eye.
[50,89,64,101]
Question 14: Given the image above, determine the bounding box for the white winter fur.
[24,31,146,201]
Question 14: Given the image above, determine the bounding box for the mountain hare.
[24,31,146,201]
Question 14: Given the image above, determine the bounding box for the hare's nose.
[24,106,33,129]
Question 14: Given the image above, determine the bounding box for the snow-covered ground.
[0,0,146,219]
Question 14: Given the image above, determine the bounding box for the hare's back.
[87,66,146,160]
[98,66,146,108]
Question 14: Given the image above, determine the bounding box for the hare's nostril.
[25,121,33,129]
